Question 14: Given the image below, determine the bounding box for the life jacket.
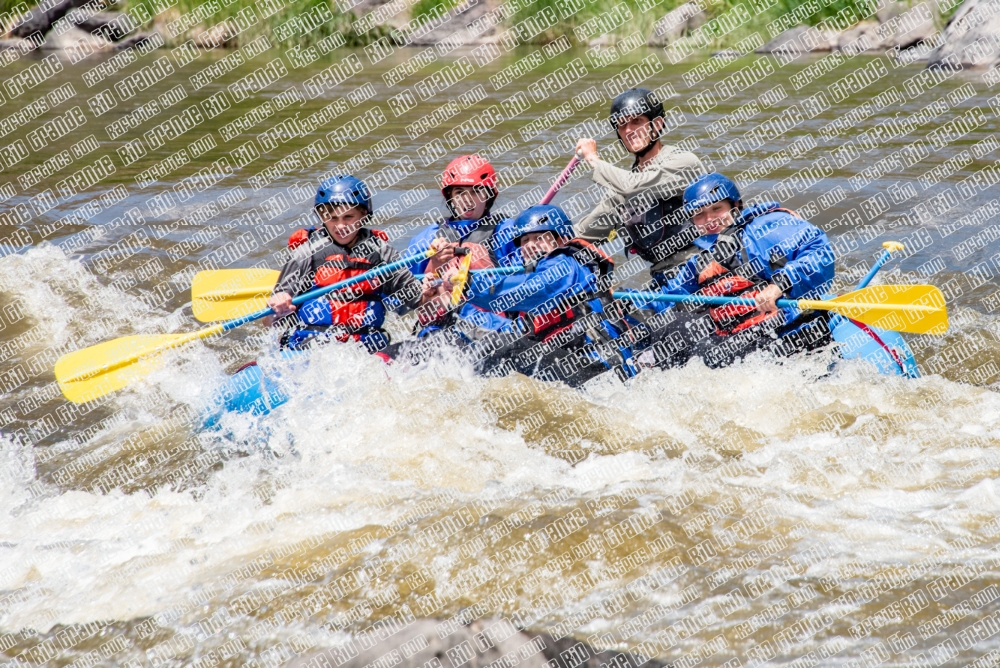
[693,231,782,336]
[313,254,383,330]
[434,214,504,261]
[522,239,616,343]
[285,227,392,339]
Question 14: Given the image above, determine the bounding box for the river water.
[2,42,1000,667]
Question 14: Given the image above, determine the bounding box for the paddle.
[192,267,281,322]
[612,284,949,335]
[55,250,434,404]
[450,247,474,307]
[856,240,904,290]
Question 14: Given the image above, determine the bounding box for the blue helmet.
[315,175,372,214]
[511,205,574,246]
[683,173,742,215]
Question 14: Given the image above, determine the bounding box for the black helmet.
[608,88,664,131]
[609,88,665,157]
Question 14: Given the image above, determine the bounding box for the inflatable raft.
[205,318,919,422]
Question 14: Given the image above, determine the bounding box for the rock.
[40,21,113,53]
[588,34,614,47]
[927,0,1000,68]
[755,25,834,53]
[876,0,937,49]
[836,20,882,52]
[10,0,91,38]
[711,49,742,58]
[287,619,671,668]
[647,1,706,46]
[404,0,500,47]
[69,11,137,41]
[114,32,158,50]
[190,20,239,48]
[0,38,33,51]
[894,43,932,62]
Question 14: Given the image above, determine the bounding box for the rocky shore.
[287,619,671,668]
[0,0,996,71]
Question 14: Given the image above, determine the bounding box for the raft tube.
[208,317,920,420]
[828,312,920,379]
[202,360,292,428]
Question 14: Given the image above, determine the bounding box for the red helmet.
[441,155,498,213]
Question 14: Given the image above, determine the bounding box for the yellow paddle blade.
[450,252,474,307]
[191,269,279,322]
[799,284,948,335]
[55,327,224,404]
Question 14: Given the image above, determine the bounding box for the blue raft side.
[828,312,921,379]
[203,362,291,427]
[210,317,921,420]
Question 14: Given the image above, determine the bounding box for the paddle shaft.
[539,156,581,205]
[612,291,942,315]
[613,292,797,309]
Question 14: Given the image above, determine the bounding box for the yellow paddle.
[55,250,433,404]
[613,284,949,335]
[449,247,474,307]
[192,268,281,322]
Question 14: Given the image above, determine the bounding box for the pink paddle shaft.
[539,156,581,205]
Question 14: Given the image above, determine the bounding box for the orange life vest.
[693,233,781,336]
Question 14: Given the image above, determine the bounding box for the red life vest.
[526,239,615,343]
[314,254,382,328]
[694,233,781,336]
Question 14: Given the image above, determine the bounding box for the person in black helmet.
[575,87,706,286]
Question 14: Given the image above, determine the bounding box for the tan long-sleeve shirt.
[574,145,705,241]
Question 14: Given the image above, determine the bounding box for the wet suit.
[632,202,837,369]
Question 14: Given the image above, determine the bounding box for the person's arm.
[574,192,623,242]
[467,255,595,314]
[591,150,704,199]
[766,225,836,300]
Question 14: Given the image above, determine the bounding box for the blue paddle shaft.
[220,250,433,333]
[612,291,797,309]
[413,266,522,281]
[856,249,893,290]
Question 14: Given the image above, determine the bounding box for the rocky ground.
[0,0,996,69]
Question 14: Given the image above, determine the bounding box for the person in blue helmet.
[462,204,641,387]
[267,175,423,354]
[635,172,837,370]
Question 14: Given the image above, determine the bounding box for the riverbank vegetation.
[3,0,958,51]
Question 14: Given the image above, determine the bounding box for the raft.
[205,319,920,422]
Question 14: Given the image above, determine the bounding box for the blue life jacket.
[405,215,520,274]
[653,201,835,334]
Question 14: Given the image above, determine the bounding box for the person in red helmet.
[402,154,519,340]
[405,155,517,276]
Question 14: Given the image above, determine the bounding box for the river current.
[1,43,1000,666]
